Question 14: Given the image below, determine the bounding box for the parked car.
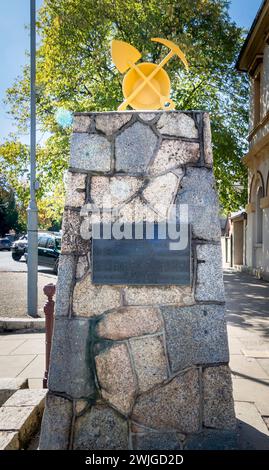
[11,235,28,260]
[24,233,61,274]
[0,237,12,251]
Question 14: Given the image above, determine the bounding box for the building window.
[256,186,263,244]
[254,71,261,127]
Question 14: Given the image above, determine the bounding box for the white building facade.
[237,0,269,280]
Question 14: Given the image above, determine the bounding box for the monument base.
[39,111,236,450]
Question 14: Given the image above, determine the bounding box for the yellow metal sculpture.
[111,38,189,111]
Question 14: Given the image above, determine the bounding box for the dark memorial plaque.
[92,223,191,286]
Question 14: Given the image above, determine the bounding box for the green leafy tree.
[2,0,248,222]
[0,175,23,235]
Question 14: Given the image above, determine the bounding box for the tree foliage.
[1,0,249,224]
[0,175,23,235]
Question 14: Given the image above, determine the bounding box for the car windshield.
[55,238,61,250]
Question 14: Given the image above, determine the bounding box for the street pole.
[27,0,38,317]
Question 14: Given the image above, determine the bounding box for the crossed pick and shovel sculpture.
[111,38,189,111]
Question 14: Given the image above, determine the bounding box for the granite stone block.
[150,140,200,176]
[73,405,128,450]
[132,431,183,450]
[48,318,95,398]
[195,244,225,302]
[95,113,132,135]
[176,167,221,241]
[96,307,163,340]
[115,122,158,174]
[157,112,198,138]
[39,393,73,450]
[95,343,136,415]
[203,366,236,430]
[70,133,111,172]
[55,255,76,317]
[129,335,168,392]
[72,274,121,317]
[132,369,200,433]
[161,305,229,372]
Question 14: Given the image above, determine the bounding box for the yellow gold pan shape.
[111,38,189,111]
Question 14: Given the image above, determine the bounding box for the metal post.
[27,0,38,317]
[43,284,56,389]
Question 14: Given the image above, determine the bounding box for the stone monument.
[39,111,236,450]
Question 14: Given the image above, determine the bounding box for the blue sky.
[0,0,263,145]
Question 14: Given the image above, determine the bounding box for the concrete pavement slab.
[18,355,45,380]
[232,377,269,416]
[0,431,20,450]
[0,355,37,378]
[230,354,269,380]
[242,349,269,358]
[0,339,27,355]
[3,389,47,407]
[0,333,45,341]
[9,339,45,356]
[235,401,269,450]
[228,337,244,354]
[257,359,269,376]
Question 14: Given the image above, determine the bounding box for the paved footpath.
[0,269,268,449]
[224,269,269,449]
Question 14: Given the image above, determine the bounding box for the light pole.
[27,0,38,317]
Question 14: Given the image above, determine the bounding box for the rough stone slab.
[48,318,95,398]
[195,244,225,302]
[132,369,200,433]
[138,112,156,121]
[55,255,76,317]
[143,172,179,217]
[115,122,158,174]
[0,431,19,450]
[132,431,182,450]
[73,405,128,450]
[203,366,236,430]
[39,393,73,450]
[61,209,89,254]
[0,406,42,447]
[72,274,121,317]
[96,307,163,340]
[76,254,90,280]
[203,113,213,167]
[91,176,141,209]
[157,112,198,138]
[3,389,47,408]
[0,377,28,407]
[73,115,93,133]
[124,285,193,307]
[65,172,86,207]
[95,113,132,135]
[176,167,221,241]
[118,197,162,223]
[129,335,168,393]
[150,140,200,176]
[95,343,136,415]
[161,305,229,372]
[70,133,111,172]
[75,399,89,416]
[184,430,238,450]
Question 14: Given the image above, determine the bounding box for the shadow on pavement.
[224,270,269,340]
